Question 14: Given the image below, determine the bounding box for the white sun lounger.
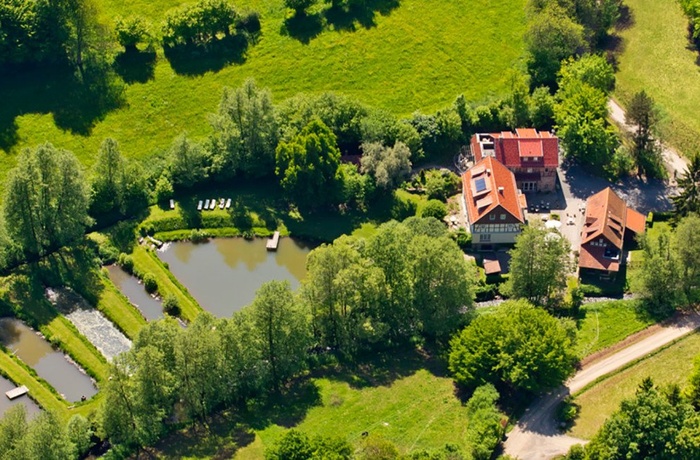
[197,200,203,211]
[169,199,175,210]
[209,199,216,210]
[204,199,210,209]
[219,198,225,209]
[225,198,231,209]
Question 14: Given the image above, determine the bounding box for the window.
[500,214,506,220]
[527,168,533,173]
[480,234,491,242]
[489,214,496,221]
[524,157,529,162]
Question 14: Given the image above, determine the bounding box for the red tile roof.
[483,259,502,275]
[462,157,525,224]
[579,244,621,272]
[626,208,647,235]
[471,129,559,168]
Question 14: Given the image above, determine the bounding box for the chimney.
[498,186,504,194]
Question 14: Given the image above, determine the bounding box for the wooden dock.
[266,231,280,251]
[6,385,28,400]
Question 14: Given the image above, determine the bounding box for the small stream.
[0,318,97,402]
[106,265,163,321]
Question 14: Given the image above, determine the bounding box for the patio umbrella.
[545,219,562,230]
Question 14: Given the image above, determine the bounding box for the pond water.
[0,318,97,402]
[0,375,41,418]
[158,237,312,317]
[46,288,132,362]
[106,265,163,321]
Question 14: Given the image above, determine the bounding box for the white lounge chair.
[209,199,216,210]
[225,198,231,209]
[204,199,210,209]
[169,199,175,210]
[219,198,225,209]
[197,200,203,211]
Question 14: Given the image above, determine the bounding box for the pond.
[106,265,163,321]
[0,318,97,402]
[0,375,41,418]
[157,237,313,317]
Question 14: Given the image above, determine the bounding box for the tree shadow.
[325,0,400,31]
[163,35,250,76]
[615,4,635,32]
[0,64,125,150]
[178,196,204,229]
[113,49,157,84]
[281,12,324,44]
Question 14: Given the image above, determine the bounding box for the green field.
[569,331,700,439]
[0,0,527,189]
[575,300,654,358]
[614,0,700,157]
[150,353,470,459]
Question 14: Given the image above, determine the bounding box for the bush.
[421,200,447,220]
[556,395,580,427]
[143,273,158,294]
[162,0,239,47]
[154,174,174,204]
[98,241,119,265]
[115,16,151,52]
[424,169,460,200]
[162,294,181,316]
[189,229,208,243]
[452,228,472,251]
[117,253,134,274]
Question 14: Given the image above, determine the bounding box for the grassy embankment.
[569,331,700,439]
[150,351,471,459]
[614,0,700,156]
[0,0,527,191]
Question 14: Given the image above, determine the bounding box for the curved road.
[503,311,700,459]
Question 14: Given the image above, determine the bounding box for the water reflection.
[106,266,163,321]
[158,237,312,317]
[0,318,97,402]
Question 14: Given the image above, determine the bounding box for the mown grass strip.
[0,348,67,415]
[131,246,202,322]
[96,272,147,339]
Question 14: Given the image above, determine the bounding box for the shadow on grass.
[163,35,250,76]
[281,12,324,44]
[113,49,157,84]
[0,64,125,151]
[325,0,400,31]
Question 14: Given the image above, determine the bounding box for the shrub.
[424,169,460,200]
[154,174,174,204]
[117,253,134,274]
[452,228,472,251]
[115,16,151,52]
[421,200,447,220]
[556,395,580,427]
[98,241,119,265]
[189,229,208,243]
[162,294,181,316]
[143,273,158,294]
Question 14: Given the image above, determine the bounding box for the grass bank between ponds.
[0,348,67,415]
[575,300,655,358]
[569,331,700,439]
[96,272,148,339]
[131,246,202,322]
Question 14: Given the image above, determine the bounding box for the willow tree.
[3,143,91,258]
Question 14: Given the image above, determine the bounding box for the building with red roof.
[578,187,646,279]
[462,156,527,248]
[470,129,559,192]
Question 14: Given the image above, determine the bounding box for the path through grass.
[614,0,700,156]
[569,331,700,439]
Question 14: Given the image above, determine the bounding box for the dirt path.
[503,311,700,460]
[608,99,689,181]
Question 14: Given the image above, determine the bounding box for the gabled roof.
[581,188,628,249]
[462,156,525,224]
[471,129,559,167]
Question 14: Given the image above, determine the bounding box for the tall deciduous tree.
[209,78,278,179]
[168,133,208,189]
[449,300,577,392]
[360,141,412,190]
[3,143,91,257]
[674,214,700,302]
[558,54,615,94]
[626,90,664,178]
[673,154,700,216]
[249,281,311,391]
[275,118,341,209]
[502,223,571,308]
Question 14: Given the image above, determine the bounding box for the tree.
[162,0,238,47]
[265,430,352,460]
[673,154,700,216]
[585,378,700,459]
[420,199,447,220]
[209,78,278,179]
[275,118,342,209]
[529,86,556,129]
[409,235,475,339]
[168,133,209,189]
[449,300,577,392]
[60,0,112,75]
[502,223,571,308]
[626,90,664,178]
[284,0,317,15]
[115,16,151,52]
[3,143,91,258]
[0,405,28,458]
[465,384,506,460]
[249,281,311,391]
[558,54,615,94]
[526,4,588,88]
[687,354,700,410]
[634,228,685,317]
[360,141,412,189]
[674,214,700,302]
[66,415,93,458]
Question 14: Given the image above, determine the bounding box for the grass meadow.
[569,331,700,439]
[0,0,527,192]
[613,0,700,157]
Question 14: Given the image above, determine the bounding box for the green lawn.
[569,331,700,439]
[151,352,470,459]
[96,273,148,339]
[614,0,700,156]
[0,0,527,190]
[575,300,655,358]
